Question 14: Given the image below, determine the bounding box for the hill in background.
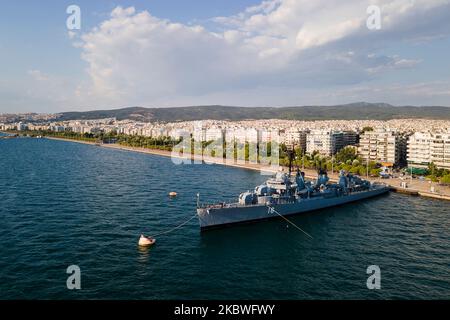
[57,102,450,122]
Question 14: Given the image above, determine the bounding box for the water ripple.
[0,138,449,299]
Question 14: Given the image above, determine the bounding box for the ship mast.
[287,147,295,176]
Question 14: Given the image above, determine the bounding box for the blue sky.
[1,0,450,113]
[0,1,261,82]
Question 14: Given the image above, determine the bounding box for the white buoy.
[138,235,156,247]
[169,192,178,197]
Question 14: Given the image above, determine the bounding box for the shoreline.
[45,136,279,174]
[33,136,450,202]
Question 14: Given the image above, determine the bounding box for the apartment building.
[205,128,224,142]
[259,129,281,144]
[358,128,406,166]
[1,123,16,130]
[150,127,168,138]
[283,128,308,151]
[407,131,450,170]
[16,122,28,131]
[168,128,189,140]
[225,128,259,144]
[306,130,356,156]
[342,130,359,146]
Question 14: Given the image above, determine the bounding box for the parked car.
[379,172,391,179]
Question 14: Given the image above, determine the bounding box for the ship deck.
[198,185,388,210]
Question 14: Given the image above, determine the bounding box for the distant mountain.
[56,103,450,122]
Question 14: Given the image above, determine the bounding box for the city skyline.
[3,116,450,168]
[2,0,450,113]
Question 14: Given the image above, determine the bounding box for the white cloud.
[365,54,422,74]
[75,0,450,108]
[28,70,49,82]
[67,31,78,39]
[5,0,447,113]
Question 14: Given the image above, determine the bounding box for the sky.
[1,0,450,113]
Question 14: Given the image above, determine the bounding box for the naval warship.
[197,152,390,231]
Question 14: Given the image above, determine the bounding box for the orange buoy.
[138,235,156,247]
[169,192,178,197]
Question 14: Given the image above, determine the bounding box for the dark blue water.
[0,137,449,299]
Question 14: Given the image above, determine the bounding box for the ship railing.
[199,198,298,209]
[199,202,252,209]
[198,201,239,209]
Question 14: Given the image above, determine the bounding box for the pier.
[390,187,419,196]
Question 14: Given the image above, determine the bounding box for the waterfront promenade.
[44,137,450,201]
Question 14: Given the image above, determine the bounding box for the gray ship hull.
[197,186,390,230]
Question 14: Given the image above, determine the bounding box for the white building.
[148,127,164,138]
[225,128,259,143]
[307,130,355,156]
[51,125,65,132]
[407,131,450,170]
[259,129,280,144]
[16,122,28,131]
[358,128,406,166]
[169,128,190,140]
[142,128,153,137]
[205,128,224,142]
[283,128,308,151]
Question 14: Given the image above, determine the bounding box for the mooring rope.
[148,214,198,238]
[267,206,313,239]
[146,208,312,239]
